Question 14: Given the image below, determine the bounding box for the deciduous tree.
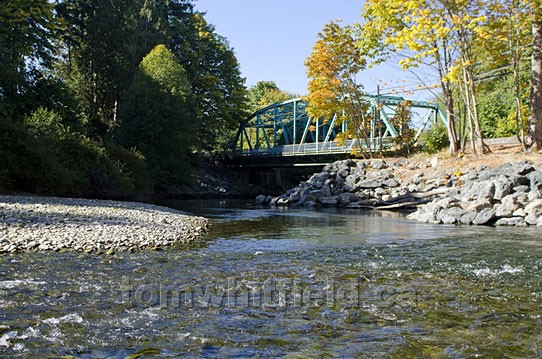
[305,21,372,156]
[116,44,195,184]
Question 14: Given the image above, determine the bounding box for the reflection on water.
[1,199,542,357]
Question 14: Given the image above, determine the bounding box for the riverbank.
[0,195,208,253]
[259,146,542,227]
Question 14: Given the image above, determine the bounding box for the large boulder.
[255,195,268,205]
[319,196,339,206]
[473,208,496,225]
[494,194,519,218]
[461,180,495,203]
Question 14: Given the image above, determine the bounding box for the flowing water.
[1,200,542,358]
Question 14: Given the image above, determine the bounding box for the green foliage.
[477,70,530,138]
[390,101,416,155]
[172,13,249,152]
[420,122,449,154]
[248,81,297,112]
[0,108,151,197]
[116,44,195,185]
[1,0,249,197]
[0,0,63,117]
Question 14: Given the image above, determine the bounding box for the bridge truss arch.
[232,95,446,157]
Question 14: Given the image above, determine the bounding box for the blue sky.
[195,0,417,97]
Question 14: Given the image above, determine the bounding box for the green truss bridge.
[231,95,446,163]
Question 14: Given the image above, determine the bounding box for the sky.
[194,0,424,98]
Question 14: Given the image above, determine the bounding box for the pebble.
[0,195,208,253]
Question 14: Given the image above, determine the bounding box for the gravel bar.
[0,195,208,253]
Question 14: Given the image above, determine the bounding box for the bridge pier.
[229,165,323,194]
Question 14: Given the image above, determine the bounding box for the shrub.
[1,108,153,198]
[420,122,449,154]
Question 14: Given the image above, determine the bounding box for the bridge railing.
[232,96,445,158]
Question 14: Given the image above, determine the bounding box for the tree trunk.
[444,87,460,154]
[528,3,542,151]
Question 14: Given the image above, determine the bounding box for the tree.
[528,0,542,150]
[305,21,372,156]
[359,0,486,154]
[248,81,296,112]
[0,0,63,117]
[57,0,167,138]
[479,0,531,149]
[170,12,249,152]
[115,44,196,185]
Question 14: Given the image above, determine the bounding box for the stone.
[512,208,527,217]
[319,196,339,206]
[255,195,268,205]
[438,207,466,224]
[309,172,330,184]
[493,176,513,200]
[320,185,332,197]
[383,179,400,188]
[525,199,542,217]
[430,157,439,168]
[461,180,495,202]
[371,160,388,170]
[337,169,350,178]
[345,174,360,186]
[288,191,301,203]
[528,170,542,192]
[513,185,530,193]
[357,179,383,189]
[338,193,359,205]
[495,217,525,226]
[459,211,477,225]
[494,195,519,218]
[473,208,496,225]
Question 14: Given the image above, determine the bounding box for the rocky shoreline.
[257,158,542,227]
[0,195,208,253]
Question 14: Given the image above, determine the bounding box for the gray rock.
[319,196,339,206]
[299,193,317,204]
[465,199,493,212]
[288,191,301,203]
[276,197,290,206]
[494,195,519,218]
[495,217,525,226]
[370,160,388,170]
[493,176,513,200]
[512,208,527,217]
[525,199,542,217]
[513,185,530,193]
[338,193,360,205]
[310,172,330,184]
[337,169,350,178]
[459,211,477,225]
[473,208,496,225]
[438,207,466,224]
[255,195,268,205]
[461,180,495,202]
[345,174,360,186]
[357,179,383,189]
[383,179,400,188]
[528,170,542,192]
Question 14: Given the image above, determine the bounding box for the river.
[1,199,542,357]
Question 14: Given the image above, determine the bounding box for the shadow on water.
[1,199,542,357]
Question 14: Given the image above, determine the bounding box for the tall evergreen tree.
[0,0,62,117]
[169,12,249,151]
